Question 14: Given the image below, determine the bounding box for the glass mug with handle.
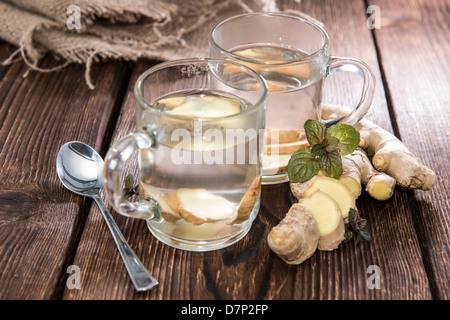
[209,12,375,184]
[103,58,268,251]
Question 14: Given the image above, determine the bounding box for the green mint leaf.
[287,148,320,183]
[343,227,354,243]
[310,144,325,157]
[319,149,343,178]
[348,208,359,222]
[347,208,372,243]
[124,174,134,190]
[357,218,367,229]
[328,124,360,156]
[123,187,131,196]
[123,173,139,199]
[304,120,327,146]
[359,230,372,242]
[323,136,340,152]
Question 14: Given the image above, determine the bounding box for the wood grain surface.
[369,0,450,299]
[0,44,131,299]
[0,0,447,301]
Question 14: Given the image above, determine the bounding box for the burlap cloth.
[0,0,322,89]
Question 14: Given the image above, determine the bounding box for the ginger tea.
[103,58,267,251]
[209,13,376,183]
[138,90,262,249]
[231,44,325,129]
[229,44,326,177]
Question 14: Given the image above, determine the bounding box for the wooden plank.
[368,0,450,299]
[64,0,432,300]
[0,42,131,299]
[263,0,431,300]
[62,60,162,299]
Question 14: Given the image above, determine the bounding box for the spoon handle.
[92,195,158,291]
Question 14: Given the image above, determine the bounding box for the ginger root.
[342,148,396,201]
[309,151,395,201]
[268,188,346,264]
[322,104,436,190]
[268,203,319,264]
[291,176,356,222]
[299,190,345,251]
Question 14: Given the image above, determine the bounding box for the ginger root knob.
[268,203,319,265]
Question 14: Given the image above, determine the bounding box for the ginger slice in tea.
[164,188,236,225]
[166,96,240,118]
[229,175,261,225]
[139,184,181,222]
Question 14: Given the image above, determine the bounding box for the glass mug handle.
[321,56,376,127]
[103,131,162,221]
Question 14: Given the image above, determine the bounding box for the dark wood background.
[0,0,448,300]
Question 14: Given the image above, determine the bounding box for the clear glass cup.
[209,12,375,184]
[103,58,268,251]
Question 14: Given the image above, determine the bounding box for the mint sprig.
[287,120,360,183]
[344,208,372,243]
[287,148,321,183]
[123,174,139,199]
[328,124,360,156]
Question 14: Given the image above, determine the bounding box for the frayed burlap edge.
[0,0,323,90]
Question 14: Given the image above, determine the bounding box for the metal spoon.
[56,141,158,291]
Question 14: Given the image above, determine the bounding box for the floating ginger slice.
[164,188,236,225]
[262,130,308,174]
[262,154,291,175]
[299,190,345,251]
[139,184,181,222]
[158,96,186,108]
[229,175,262,225]
[264,140,309,155]
[264,128,306,145]
[165,96,240,118]
[230,49,310,93]
[269,63,310,83]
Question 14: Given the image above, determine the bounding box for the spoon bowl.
[56,141,158,291]
[56,141,104,196]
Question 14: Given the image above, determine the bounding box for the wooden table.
[0,0,448,302]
